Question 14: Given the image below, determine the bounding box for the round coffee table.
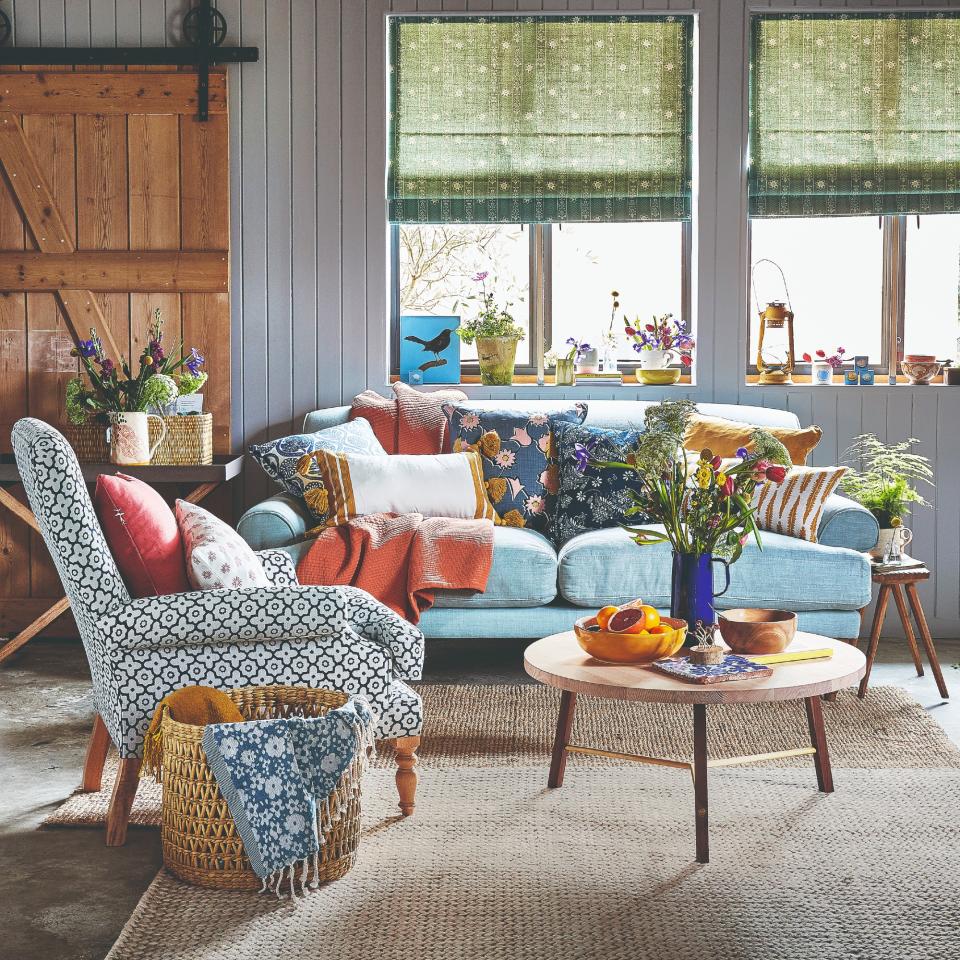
[524,631,865,864]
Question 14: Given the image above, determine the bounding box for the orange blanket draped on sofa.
[296,513,494,623]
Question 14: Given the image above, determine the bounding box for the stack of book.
[870,554,925,574]
[574,371,623,385]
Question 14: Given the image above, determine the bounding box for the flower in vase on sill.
[624,313,694,366]
[802,346,846,369]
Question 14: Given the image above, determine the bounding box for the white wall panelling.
[8,0,960,637]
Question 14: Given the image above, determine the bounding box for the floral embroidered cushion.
[176,499,270,591]
[548,421,647,546]
[94,473,190,598]
[443,403,588,532]
[249,419,387,522]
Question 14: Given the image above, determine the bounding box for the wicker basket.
[65,414,213,465]
[160,685,363,890]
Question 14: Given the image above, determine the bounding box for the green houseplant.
[840,434,933,558]
[457,271,525,385]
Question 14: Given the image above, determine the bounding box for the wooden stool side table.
[858,564,949,700]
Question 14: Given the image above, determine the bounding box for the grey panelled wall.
[8,0,960,640]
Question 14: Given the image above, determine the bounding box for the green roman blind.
[388,15,693,224]
[750,13,960,218]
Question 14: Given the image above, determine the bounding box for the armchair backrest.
[11,419,130,641]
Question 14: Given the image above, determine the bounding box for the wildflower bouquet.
[545,337,593,367]
[456,271,525,344]
[66,309,206,424]
[575,400,787,562]
[624,313,695,366]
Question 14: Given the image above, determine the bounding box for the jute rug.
[106,766,960,960]
[45,683,960,828]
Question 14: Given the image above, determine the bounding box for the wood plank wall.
[6,0,960,640]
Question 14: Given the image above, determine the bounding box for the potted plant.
[576,400,787,635]
[802,346,846,385]
[840,434,933,559]
[546,338,593,387]
[457,271,525,386]
[624,313,694,382]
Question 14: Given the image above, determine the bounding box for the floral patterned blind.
[388,15,693,224]
[750,13,960,218]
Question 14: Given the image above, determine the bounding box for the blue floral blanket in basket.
[201,696,376,897]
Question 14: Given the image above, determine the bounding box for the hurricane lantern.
[752,259,796,385]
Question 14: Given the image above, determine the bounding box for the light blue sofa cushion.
[817,494,879,552]
[302,406,352,433]
[432,527,557,608]
[417,604,863,641]
[237,493,312,550]
[557,525,871,611]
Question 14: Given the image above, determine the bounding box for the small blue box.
[844,370,859,385]
[859,368,875,385]
[854,355,870,371]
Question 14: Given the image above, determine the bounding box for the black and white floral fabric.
[11,418,423,758]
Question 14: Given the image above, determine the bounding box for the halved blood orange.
[596,605,620,630]
[607,607,647,634]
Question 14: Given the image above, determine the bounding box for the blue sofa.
[238,400,878,641]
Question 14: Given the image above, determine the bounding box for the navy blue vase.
[670,552,731,643]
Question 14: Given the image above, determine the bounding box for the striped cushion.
[297,449,496,527]
[753,466,847,543]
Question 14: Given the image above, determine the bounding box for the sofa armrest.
[237,492,312,550]
[256,549,300,587]
[817,494,879,552]
[336,586,424,680]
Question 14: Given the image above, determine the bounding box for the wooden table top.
[524,632,866,705]
[0,453,244,484]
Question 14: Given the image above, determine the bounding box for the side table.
[0,454,245,665]
[858,562,949,700]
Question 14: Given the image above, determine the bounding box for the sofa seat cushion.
[557,526,870,612]
[432,526,557,608]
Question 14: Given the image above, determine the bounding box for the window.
[904,216,960,362]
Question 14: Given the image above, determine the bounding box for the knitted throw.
[201,696,376,897]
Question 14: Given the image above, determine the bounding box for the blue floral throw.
[548,421,647,546]
[201,696,376,897]
[443,403,587,533]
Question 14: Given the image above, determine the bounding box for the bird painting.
[399,315,461,384]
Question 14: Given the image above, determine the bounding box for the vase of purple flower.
[624,313,695,371]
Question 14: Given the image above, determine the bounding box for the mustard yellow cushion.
[683,414,822,465]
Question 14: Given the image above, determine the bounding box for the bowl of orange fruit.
[573,600,687,665]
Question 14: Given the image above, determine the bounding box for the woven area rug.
[107,766,960,960]
[44,683,960,828]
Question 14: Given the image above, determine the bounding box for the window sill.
[743,375,952,388]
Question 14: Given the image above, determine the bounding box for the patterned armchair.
[11,418,423,845]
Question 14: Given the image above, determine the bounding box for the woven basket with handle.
[66,414,213,465]
[160,685,363,890]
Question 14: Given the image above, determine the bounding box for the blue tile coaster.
[651,654,773,685]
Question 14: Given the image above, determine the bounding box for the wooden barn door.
[0,67,231,636]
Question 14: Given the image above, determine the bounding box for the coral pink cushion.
[350,390,399,454]
[393,382,468,454]
[94,474,190,598]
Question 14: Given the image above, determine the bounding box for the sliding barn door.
[0,67,231,633]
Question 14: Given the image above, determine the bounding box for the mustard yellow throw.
[141,685,244,779]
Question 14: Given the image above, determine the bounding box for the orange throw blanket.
[296,513,494,623]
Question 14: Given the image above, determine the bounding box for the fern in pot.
[840,434,933,559]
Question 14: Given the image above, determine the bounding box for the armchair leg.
[394,736,420,817]
[105,757,141,847]
[82,714,111,793]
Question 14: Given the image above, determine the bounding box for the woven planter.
[159,685,363,890]
[66,414,213,465]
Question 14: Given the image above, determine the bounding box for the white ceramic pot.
[870,526,913,560]
[576,348,600,374]
[812,361,835,385]
[108,412,167,466]
[639,348,675,370]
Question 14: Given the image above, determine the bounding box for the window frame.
[744,215,909,379]
[389,221,693,380]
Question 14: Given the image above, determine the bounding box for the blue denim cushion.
[443,402,587,533]
[548,421,647,546]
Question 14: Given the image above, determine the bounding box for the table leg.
[859,584,890,699]
[693,703,709,864]
[890,583,924,678]
[804,695,834,793]
[905,583,949,700]
[548,690,577,788]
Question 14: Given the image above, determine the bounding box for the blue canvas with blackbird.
[443,403,587,533]
[548,421,648,546]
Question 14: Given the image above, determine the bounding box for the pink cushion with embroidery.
[175,499,269,591]
[94,473,190,598]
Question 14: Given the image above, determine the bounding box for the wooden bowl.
[717,608,797,655]
[573,615,687,665]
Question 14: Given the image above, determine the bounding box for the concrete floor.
[1,636,958,960]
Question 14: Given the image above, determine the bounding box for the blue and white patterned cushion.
[249,419,386,500]
[443,403,587,533]
[548,421,647,546]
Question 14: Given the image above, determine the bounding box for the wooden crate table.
[858,562,949,701]
[0,454,244,665]
[525,632,865,865]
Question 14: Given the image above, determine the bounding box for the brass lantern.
[751,259,795,385]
